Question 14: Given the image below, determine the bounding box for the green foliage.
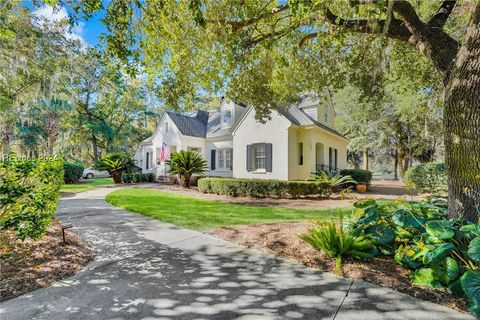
[63,161,84,184]
[350,198,479,317]
[299,221,376,276]
[93,153,136,183]
[166,150,207,188]
[404,162,447,195]
[309,170,356,197]
[121,172,155,183]
[198,178,331,199]
[461,270,480,318]
[340,169,372,185]
[0,155,63,240]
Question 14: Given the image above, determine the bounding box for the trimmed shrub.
[63,161,84,184]
[197,178,330,199]
[404,162,447,195]
[340,169,372,185]
[121,172,155,183]
[0,155,63,240]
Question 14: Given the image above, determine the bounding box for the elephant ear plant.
[350,198,480,318]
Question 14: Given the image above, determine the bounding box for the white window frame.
[324,105,329,124]
[187,146,201,153]
[217,148,232,170]
[252,144,266,171]
[221,107,233,127]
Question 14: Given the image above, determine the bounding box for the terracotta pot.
[356,183,367,193]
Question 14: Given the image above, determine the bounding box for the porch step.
[156,175,173,185]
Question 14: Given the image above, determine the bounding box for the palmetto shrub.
[93,153,136,184]
[310,170,357,197]
[166,150,207,188]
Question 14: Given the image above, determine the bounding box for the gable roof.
[278,105,348,140]
[166,110,209,138]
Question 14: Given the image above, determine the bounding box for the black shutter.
[334,149,338,170]
[266,143,272,172]
[211,150,216,170]
[246,145,253,172]
[230,148,233,170]
[329,148,332,169]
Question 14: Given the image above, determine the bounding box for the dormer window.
[221,107,233,127]
[323,105,329,124]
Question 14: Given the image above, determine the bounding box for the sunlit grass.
[61,177,114,192]
[106,188,355,230]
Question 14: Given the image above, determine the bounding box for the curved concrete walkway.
[0,188,472,320]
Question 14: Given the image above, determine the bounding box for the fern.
[299,221,376,276]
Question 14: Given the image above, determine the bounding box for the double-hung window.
[253,144,266,170]
[217,148,233,170]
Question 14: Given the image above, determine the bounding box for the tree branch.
[324,8,411,42]
[427,1,457,28]
[391,1,426,36]
[206,3,290,30]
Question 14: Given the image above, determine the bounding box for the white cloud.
[33,6,86,44]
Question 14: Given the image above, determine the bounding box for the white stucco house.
[135,92,348,181]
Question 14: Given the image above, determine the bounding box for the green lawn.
[106,188,355,230]
[61,177,114,192]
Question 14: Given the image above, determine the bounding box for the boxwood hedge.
[197,177,330,198]
[121,172,155,183]
[340,169,372,185]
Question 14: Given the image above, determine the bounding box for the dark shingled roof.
[166,110,209,138]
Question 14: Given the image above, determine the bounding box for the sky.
[29,2,107,46]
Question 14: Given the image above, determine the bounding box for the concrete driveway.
[0,188,472,320]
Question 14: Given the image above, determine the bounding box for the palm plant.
[94,153,136,183]
[299,221,377,276]
[166,150,207,188]
[310,170,357,197]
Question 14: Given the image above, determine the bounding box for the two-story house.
[135,92,348,181]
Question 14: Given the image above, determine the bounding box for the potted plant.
[356,182,367,193]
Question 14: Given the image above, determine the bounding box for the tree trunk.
[47,134,55,155]
[112,171,123,184]
[92,134,99,161]
[444,4,480,222]
[393,151,399,181]
[1,125,12,155]
[183,174,191,188]
[363,148,369,171]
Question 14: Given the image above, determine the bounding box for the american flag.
[157,142,170,162]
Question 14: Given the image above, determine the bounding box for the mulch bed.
[208,222,467,313]
[0,219,94,301]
